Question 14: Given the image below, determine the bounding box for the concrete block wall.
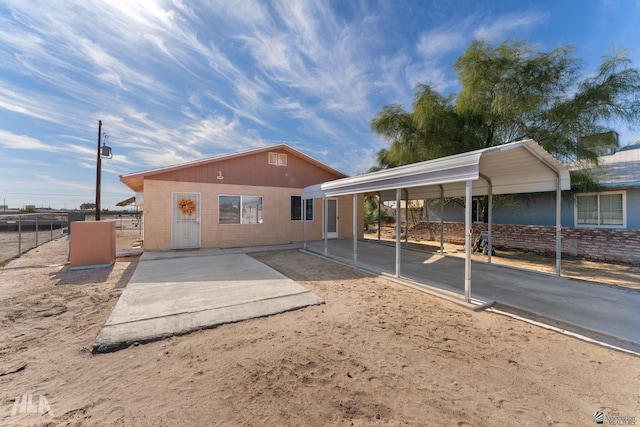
[141,179,363,251]
[409,221,640,266]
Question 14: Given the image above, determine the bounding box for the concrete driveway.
[93,247,322,353]
[306,240,640,353]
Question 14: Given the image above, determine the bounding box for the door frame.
[324,198,338,239]
[171,191,202,249]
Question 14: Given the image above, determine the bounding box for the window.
[575,192,625,228]
[219,195,263,225]
[290,196,313,221]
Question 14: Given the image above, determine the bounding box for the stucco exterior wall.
[69,221,116,268]
[142,179,363,251]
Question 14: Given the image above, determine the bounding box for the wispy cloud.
[417,30,466,58]
[0,130,57,151]
[1,0,633,210]
[473,12,547,42]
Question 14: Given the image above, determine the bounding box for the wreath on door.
[177,198,196,216]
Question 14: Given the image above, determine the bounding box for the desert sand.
[1,231,638,426]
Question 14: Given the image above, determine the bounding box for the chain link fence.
[0,212,142,266]
[0,213,69,266]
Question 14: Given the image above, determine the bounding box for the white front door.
[325,198,338,239]
[172,192,201,249]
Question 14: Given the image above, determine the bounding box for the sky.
[0,0,639,210]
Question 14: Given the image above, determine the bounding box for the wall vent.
[268,152,287,166]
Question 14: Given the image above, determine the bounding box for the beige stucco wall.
[69,221,116,268]
[141,179,364,251]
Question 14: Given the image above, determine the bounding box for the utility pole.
[95,120,102,221]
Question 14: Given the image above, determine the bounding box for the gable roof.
[120,144,346,192]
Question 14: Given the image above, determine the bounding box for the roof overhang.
[302,139,571,201]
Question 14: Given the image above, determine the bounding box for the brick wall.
[409,221,640,266]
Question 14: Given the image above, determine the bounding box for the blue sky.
[0,0,639,210]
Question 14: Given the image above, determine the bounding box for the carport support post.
[487,186,493,264]
[376,192,381,242]
[404,189,409,248]
[464,180,472,303]
[302,198,307,250]
[439,185,444,254]
[395,188,401,278]
[353,193,357,266]
[555,179,562,276]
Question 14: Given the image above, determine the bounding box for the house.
[482,143,640,229]
[120,144,363,251]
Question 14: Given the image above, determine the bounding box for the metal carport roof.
[301,139,571,305]
[302,139,570,201]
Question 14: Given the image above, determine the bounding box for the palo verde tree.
[371,39,640,220]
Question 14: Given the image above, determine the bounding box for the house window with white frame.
[575,191,625,227]
[219,195,263,225]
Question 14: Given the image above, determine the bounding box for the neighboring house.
[573,143,640,229]
[424,144,640,230]
[490,143,640,229]
[120,144,363,251]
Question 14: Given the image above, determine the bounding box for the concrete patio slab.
[93,250,322,353]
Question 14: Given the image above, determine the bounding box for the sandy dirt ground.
[1,231,639,426]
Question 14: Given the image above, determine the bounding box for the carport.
[301,139,571,303]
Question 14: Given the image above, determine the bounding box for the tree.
[371,39,640,220]
[80,203,96,210]
[372,39,640,165]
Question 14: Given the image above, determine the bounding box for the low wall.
[70,221,116,269]
[409,221,640,266]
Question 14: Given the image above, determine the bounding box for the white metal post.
[439,185,444,254]
[323,198,328,256]
[404,189,409,248]
[395,188,401,278]
[353,193,357,265]
[302,198,307,250]
[487,186,493,264]
[556,178,562,276]
[464,180,472,303]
